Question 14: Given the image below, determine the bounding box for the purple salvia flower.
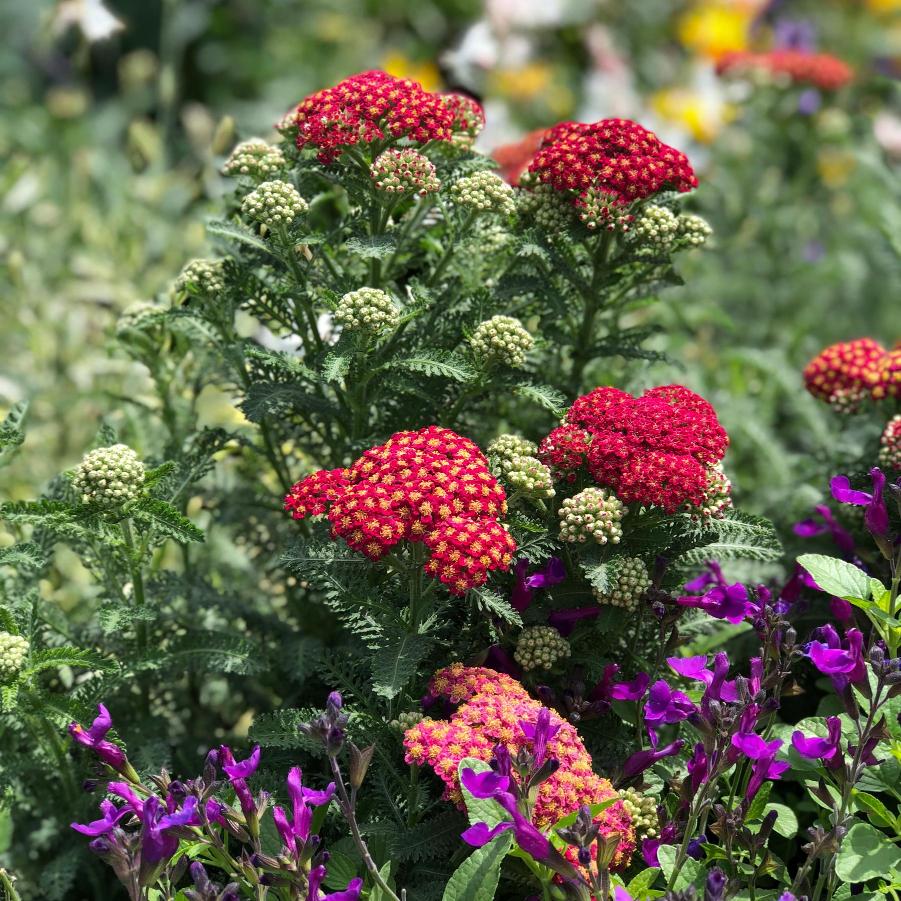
[684,561,727,592]
[831,469,890,537]
[220,745,260,818]
[807,627,867,691]
[667,655,713,685]
[793,504,856,556]
[525,557,565,590]
[644,680,696,742]
[678,581,753,624]
[621,739,684,779]
[686,742,708,792]
[71,799,129,837]
[519,708,560,769]
[68,704,132,775]
[610,672,650,701]
[792,716,842,764]
[308,864,363,901]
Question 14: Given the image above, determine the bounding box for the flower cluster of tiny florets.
[872,349,901,400]
[802,338,886,409]
[716,49,853,90]
[73,444,145,509]
[488,435,555,500]
[0,633,28,681]
[369,149,440,196]
[488,434,538,460]
[526,119,697,227]
[450,171,517,217]
[222,139,286,179]
[593,557,651,610]
[879,415,901,471]
[631,204,680,250]
[515,180,574,232]
[469,316,533,368]
[241,180,308,229]
[173,259,226,299]
[559,487,625,545]
[692,464,733,519]
[539,385,728,512]
[284,427,515,594]
[389,710,424,732]
[403,664,635,866]
[619,787,659,840]
[334,287,400,336]
[290,70,456,163]
[514,625,570,671]
[441,93,485,148]
[675,212,713,248]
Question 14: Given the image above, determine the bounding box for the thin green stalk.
[120,519,147,653]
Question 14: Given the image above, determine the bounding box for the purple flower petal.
[461,821,512,847]
[461,767,510,799]
[830,475,872,507]
[610,672,650,701]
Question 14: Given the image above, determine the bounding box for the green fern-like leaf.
[390,351,477,383]
[207,218,276,256]
[22,647,114,678]
[674,510,782,569]
[513,383,566,417]
[161,631,265,675]
[371,634,433,700]
[469,588,523,629]
[0,401,27,468]
[127,498,205,543]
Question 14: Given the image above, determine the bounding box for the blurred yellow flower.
[382,52,442,91]
[677,2,763,59]
[817,149,857,187]
[651,87,734,143]
[864,0,901,12]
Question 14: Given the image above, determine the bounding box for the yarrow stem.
[570,230,616,392]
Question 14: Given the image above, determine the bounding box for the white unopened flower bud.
[389,710,424,733]
[514,625,570,672]
[73,444,145,509]
[691,464,733,519]
[559,488,625,545]
[370,149,440,196]
[335,287,400,336]
[173,259,226,299]
[674,213,712,248]
[578,188,634,232]
[0,632,29,681]
[451,171,516,217]
[507,456,555,499]
[516,178,574,232]
[619,787,659,839]
[593,557,651,610]
[631,204,680,252]
[242,180,308,229]
[222,139,286,179]
[470,316,533,368]
[488,434,538,462]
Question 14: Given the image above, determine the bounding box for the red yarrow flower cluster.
[291,70,457,163]
[716,49,853,91]
[403,664,635,868]
[526,119,697,227]
[538,385,729,513]
[440,92,486,146]
[802,338,893,409]
[284,427,515,594]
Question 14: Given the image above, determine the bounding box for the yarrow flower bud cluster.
[558,487,625,545]
[872,348,901,400]
[369,149,440,196]
[290,70,457,163]
[173,259,226,299]
[0,632,28,681]
[450,171,516,217]
[539,385,728,512]
[802,338,886,409]
[618,787,659,839]
[403,664,635,866]
[631,204,679,250]
[222,139,286,179]
[692,464,733,519]
[469,316,533,368]
[526,119,696,228]
[73,444,145,509]
[716,49,853,91]
[389,710,423,733]
[593,557,651,610]
[515,180,574,232]
[675,212,713,248]
[514,625,570,671]
[879,415,901,471]
[334,287,399,336]
[488,434,538,460]
[488,435,555,500]
[440,93,485,148]
[241,180,308,229]
[284,427,516,594]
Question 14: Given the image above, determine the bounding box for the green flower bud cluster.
[471,221,513,255]
[0,632,28,681]
[578,188,634,232]
[73,444,145,509]
[173,258,226,299]
[558,487,625,545]
[514,625,570,672]
[242,180,308,229]
[488,434,538,460]
[516,179,573,233]
[222,139,286,180]
[335,287,400,336]
[116,301,161,334]
[370,149,440,196]
[674,212,712,249]
[619,788,659,839]
[488,434,554,500]
[389,710,424,733]
[631,204,679,251]
[593,557,651,610]
[450,171,516,217]
[469,316,533,368]
[693,464,733,519]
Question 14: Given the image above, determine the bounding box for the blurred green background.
[1,0,899,530]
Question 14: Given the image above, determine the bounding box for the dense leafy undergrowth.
[0,67,899,901]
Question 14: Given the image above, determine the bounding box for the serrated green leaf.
[441,832,512,901]
[162,631,264,675]
[345,235,396,259]
[674,510,782,568]
[371,634,431,700]
[391,352,476,383]
[207,218,275,256]
[513,384,566,416]
[322,352,352,384]
[128,498,204,543]
[582,559,622,595]
[22,647,113,678]
[0,401,27,468]
[469,589,522,629]
[143,462,177,491]
[797,554,870,603]
[0,543,46,571]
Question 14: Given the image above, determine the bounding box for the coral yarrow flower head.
[539,385,728,512]
[525,119,697,229]
[716,49,853,91]
[802,338,885,408]
[403,664,636,869]
[284,427,515,594]
[290,70,458,163]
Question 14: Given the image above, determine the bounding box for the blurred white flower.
[53,0,124,43]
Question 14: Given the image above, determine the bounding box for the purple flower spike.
[519,708,560,769]
[831,469,890,537]
[71,800,129,837]
[792,716,842,762]
[731,733,783,759]
[807,627,867,691]
[622,739,684,779]
[667,655,713,685]
[220,745,261,818]
[644,681,696,738]
[68,704,129,774]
